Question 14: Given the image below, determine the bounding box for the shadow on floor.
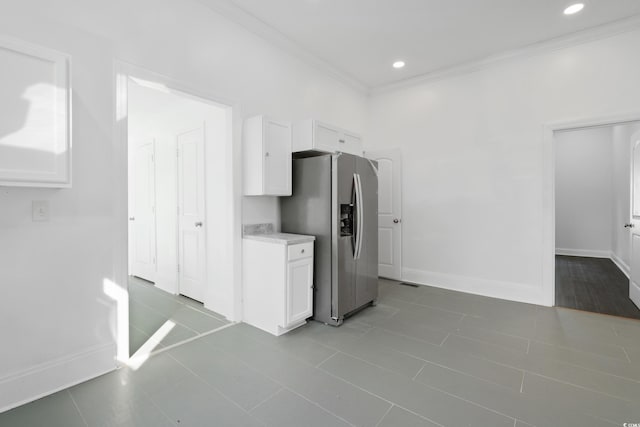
[128,276,230,355]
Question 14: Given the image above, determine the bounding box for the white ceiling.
[205,0,640,89]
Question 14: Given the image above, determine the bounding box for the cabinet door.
[286,257,313,326]
[339,132,363,156]
[264,119,291,195]
[314,122,339,152]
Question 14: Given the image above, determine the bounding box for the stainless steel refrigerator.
[280,152,378,326]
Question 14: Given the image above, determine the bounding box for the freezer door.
[333,153,357,320]
[354,157,379,308]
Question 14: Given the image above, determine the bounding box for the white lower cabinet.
[286,258,313,326]
[243,235,315,336]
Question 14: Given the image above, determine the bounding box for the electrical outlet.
[32,200,50,222]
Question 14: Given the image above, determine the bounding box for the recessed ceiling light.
[393,61,405,69]
[564,3,584,15]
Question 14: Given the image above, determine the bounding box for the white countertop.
[243,232,316,245]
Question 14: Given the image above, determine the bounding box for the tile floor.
[3,279,640,426]
[128,276,230,355]
[556,255,640,320]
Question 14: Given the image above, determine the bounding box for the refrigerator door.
[354,157,379,308]
[280,155,334,324]
[333,153,357,321]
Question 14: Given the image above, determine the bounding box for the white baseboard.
[0,342,116,413]
[401,252,632,310]
[401,268,548,307]
[631,280,640,309]
[610,252,630,278]
[555,248,611,258]
[555,249,630,278]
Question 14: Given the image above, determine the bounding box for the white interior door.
[131,141,157,282]
[630,139,640,309]
[365,148,402,280]
[178,126,206,302]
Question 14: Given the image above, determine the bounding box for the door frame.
[114,61,242,362]
[543,111,640,307]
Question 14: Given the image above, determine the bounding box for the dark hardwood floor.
[556,255,640,320]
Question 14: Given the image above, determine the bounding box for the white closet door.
[366,148,402,280]
[131,142,157,282]
[630,139,640,309]
[178,126,206,302]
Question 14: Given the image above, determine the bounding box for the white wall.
[366,27,640,305]
[555,127,613,258]
[0,0,367,412]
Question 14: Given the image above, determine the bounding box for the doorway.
[365,148,403,281]
[115,66,239,362]
[552,120,640,319]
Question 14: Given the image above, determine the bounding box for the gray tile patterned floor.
[2,279,640,426]
[128,276,230,355]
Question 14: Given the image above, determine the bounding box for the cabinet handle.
[301,249,305,254]
[339,139,345,143]
[265,152,270,157]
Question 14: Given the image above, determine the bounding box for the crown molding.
[193,2,640,98]
[371,13,640,96]
[196,0,370,95]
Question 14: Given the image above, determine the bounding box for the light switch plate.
[32,200,50,222]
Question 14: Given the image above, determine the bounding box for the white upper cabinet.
[341,130,364,156]
[0,37,72,187]
[293,119,363,156]
[243,115,292,196]
[313,122,340,153]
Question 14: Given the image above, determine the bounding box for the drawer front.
[288,242,313,261]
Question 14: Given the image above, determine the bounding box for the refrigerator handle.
[358,173,364,259]
[354,173,364,260]
[351,173,358,258]
[353,173,359,259]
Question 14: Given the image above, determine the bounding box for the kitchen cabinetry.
[242,234,315,336]
[293,119,363,156]
[243,115,292,196]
